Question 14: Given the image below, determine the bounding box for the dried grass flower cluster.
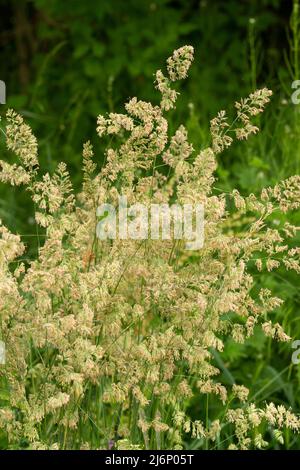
[0,46,300,450]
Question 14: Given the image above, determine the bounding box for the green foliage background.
[1,0,300,449]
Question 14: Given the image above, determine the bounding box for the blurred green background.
[1,0,300,448]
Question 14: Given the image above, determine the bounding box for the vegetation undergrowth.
[0,46,300,450]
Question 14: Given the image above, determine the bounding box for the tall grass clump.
[0,46,300,450]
